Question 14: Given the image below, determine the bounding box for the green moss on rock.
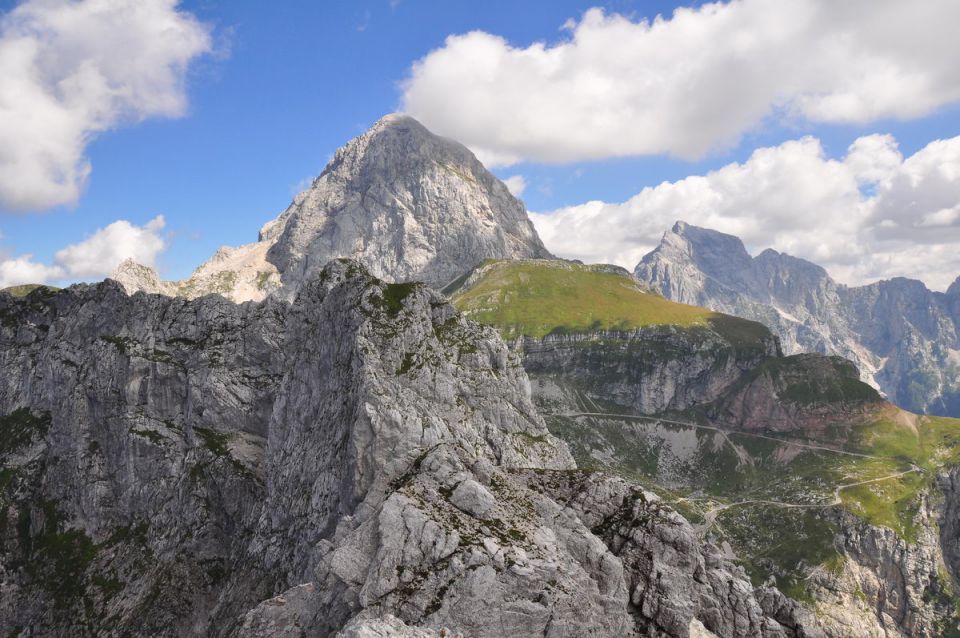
[0,408,51,454]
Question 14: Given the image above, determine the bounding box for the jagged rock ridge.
[0,262,818,637]
[112,114,551,302]
[635,221,960,417]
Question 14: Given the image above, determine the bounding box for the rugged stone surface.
[335,614,445,638]
[514,470,823,638]
[519,321,779,418]
[634,222,960,417]
[514,321,882,436]
[111,242,281,304]
[0,281,285,636]
[113,114,551,303]
[707,354,885,432]
[807,502,959,637]
[0,262,818,637]
[264,114,552,296]
[940,468,960,593]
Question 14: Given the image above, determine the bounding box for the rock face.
[523,334,884,434]
[635,222,960,417]
[111,242,282,304]
[708,354,885,432]
[519,321,779,417]
[265,114,552,296]
[0,263,816,637]
[794,487,960,638]
[113,114,551,303]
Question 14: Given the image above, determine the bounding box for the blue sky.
[1,0,959,287]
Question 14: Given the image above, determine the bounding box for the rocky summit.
[112,115,551,303]
[635,221,960,417]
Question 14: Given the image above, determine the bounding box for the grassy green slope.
[451,259,768,344]
[1,284,61,298]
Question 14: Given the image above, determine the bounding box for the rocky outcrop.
[520,320,779,417]
[634,222,960,417]
[807,502,959,637]
[110,242,281,303]
[515,320,883,436]
[938,468,960,596]
[516,470,823,638]
[113,114,551,303]
[707,354,885,432]
[0,262,816,637]
[335,615,445,638]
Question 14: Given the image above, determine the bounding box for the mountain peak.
[948,275,960,297]
[263,113,552,294]
[646,220,753,275]
[373,111,409,125]
[118,114,552,301]
[110,258,171,296]
[308,113,479,190]
[634,222,960,416]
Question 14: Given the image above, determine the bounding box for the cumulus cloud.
[0,0,212,211]
[55,215,166,277]
[402,1,960,166]
[0,255,64,288]
[502,175,526,197]
[0,215,166,287]
[530,134,960,291]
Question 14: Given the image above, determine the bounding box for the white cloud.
[844,134,903,185]
[530,134,960,291]
[402,1,960,166]
[0,215,166,288]
[502,175,526,197]
[0,0,212,211]
[55,215,166,277]
[0,255,64,288]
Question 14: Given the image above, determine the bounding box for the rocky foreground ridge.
[0,262,823,637]
[113,114,550,303]
[635,222,960,418]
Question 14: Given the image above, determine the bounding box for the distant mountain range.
[635,221,960,417]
